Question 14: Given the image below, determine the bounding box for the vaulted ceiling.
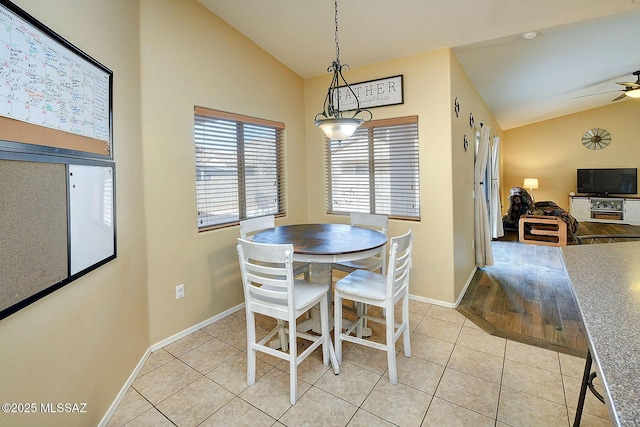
[199,0,640,129]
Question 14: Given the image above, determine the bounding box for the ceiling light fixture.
[625,88,640,98]
[522,31,537,40]
[315,0,372,141]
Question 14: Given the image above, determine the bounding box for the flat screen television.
[577,168,637,195]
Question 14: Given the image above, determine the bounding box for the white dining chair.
[334,229,413,385]
[332,213,388,275]
[237,238,339,405]
[332,213,388,331]
[240,215,310,280]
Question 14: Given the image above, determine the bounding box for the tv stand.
[570,195,640,225]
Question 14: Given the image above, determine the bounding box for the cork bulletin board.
[0,159,68,315]
[0,0,115,321]
[0,155,116,321]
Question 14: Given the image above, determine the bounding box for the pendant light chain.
[314,0,372,141]
[334,0,340,65]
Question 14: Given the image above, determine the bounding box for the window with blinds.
[194,107,286,230]
[325,116,420,220]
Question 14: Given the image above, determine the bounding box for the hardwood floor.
[457,221,640,358]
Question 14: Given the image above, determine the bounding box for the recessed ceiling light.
[522,31,537,40]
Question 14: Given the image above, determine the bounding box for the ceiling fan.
[576,70,640,102]
[611,70,640,101]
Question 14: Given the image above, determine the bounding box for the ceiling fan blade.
[611,93,627,102]
[616,82,640,88]
[574,90,623,99]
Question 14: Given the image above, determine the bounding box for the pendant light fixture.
[315,0,372,141]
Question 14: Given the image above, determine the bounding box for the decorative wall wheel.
[582,128,611,150]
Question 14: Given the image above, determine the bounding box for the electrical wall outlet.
[175,284,185,299]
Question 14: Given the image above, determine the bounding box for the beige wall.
[304,49,498,304]
[503,101,640,211]
[139,0,309,343]
[450,53,503,298]
[0,1,148,426]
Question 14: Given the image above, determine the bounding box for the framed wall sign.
[334,74,403,111]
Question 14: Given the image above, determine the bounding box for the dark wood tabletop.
[252,223,387,255]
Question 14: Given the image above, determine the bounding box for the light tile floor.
[106,300,612,427]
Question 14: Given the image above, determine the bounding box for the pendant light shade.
[315,117,363,141]
[315,0,371,141]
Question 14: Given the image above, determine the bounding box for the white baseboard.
[409,293,456,308]
[409,266,477,309]
[454,266,478,308]
[97,346,152,427]
[150,303,244,351]
[98,303,244,427]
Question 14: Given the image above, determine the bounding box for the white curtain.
[474,125,493,267]
[490,136,504,239]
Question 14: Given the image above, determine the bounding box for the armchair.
[502,187,579,245]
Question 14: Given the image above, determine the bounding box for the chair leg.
[246,311,257,386]
[356,302,364,338]
[288,316,297,405]
[320,295,330,367]
[318,291,339,374]
[386,306,398,385]
[277,319,288,352]
[334,291,343,365]
[402,295,411,357]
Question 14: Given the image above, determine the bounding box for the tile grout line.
[111,303,612,427]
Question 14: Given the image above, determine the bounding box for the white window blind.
[194,107,286,230]
[325,116,420,220]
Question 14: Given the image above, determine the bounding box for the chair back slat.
[385,229,413,298]
[350,212,388,232]
[244,272,289,295]
[350,213,388,272]
[237,238,295,311]
[239,215,276,240]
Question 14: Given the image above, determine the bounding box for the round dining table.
[252,223,388,264]
[253,223,387,335]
